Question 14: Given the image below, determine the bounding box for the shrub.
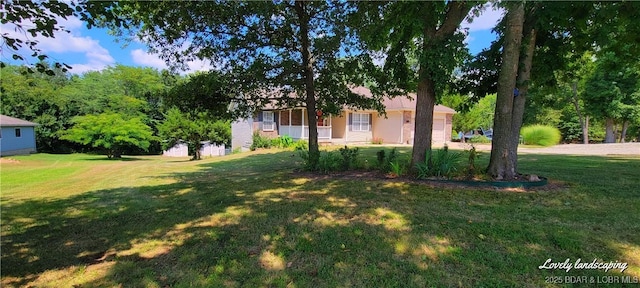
[468,135,491,144]
[338,146,359,170]
[276,135,294,148]
[415,145,463,179]
[387,147,398,164]
[389,161,406,177]
[317,151,342,174]
[250,132,273,151]
[521,125,561,146]
[292,140,308,151]
[376,149,386,168]
[465,145,479,179]
[376,148,399,172]
[371,137,384,144]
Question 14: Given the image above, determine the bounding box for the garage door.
[432,118,445,143]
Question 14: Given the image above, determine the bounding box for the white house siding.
[373,111,403,144]
[231,118,253,151]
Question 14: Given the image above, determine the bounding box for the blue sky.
[2,5,502,75]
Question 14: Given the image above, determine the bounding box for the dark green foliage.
[466,145,479,179]
[375,148,399,173]
[249,132,272,151]
[387,147,398,165]
[298,146,360,173]
[163,71,235,119]
[376,150,386,168]
[317,152,343,174]
[0,64,173,154]
[158,108,230,160]
[415,145,463,179]
[338,146,359,170]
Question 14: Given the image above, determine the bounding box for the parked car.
[464,127,493,141]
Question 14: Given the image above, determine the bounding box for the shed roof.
[0,115,39,127]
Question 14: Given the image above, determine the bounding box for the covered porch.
[277,109,334,140]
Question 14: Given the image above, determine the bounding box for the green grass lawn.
[1,149,639,287]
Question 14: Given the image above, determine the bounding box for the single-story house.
[232,87,456,150]
[0,115,39,156]
[163,140,226,157]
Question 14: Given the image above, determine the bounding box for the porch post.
[345,111,349,144]
[301,108,305,139]
[289,109,292,137]
[329,114,332,139]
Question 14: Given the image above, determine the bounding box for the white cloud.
[462,4,504,32]
[186,58,213,73]
[1,16,115,73]
[130,48,215,74]
[130,49,168,70]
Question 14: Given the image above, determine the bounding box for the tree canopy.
[90,0,387,168]
[352,1,478,167]
[60,113,154,159]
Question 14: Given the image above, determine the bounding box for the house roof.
[0,115,39,127]
[349,86,457,114]
[261,86,456,114]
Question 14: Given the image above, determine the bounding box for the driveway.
[445,142,640,156]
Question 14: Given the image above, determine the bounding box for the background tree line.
[0,63,232,158]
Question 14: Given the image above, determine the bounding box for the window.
[352,113,370,132]
[15,128,21,138]
[262,111,275,131]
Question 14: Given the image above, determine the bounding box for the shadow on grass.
[2,150,639,287]
[80,156,153,161]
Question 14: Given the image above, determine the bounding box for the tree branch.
[435,1,473,39]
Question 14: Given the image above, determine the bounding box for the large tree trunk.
[604,118,615,143]
[487,2,524,180]
[410,1,471,169]
[411,78,436,168]
[295,1,319,168]
[508,27,536,174]
[571,82,589,144]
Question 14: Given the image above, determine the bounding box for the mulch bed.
[293,170,569,192]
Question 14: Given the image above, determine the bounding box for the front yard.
[1,149,639,287]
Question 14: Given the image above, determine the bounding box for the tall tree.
[159,71,234,160]
[92,1,383,169]
[158,109,230,160]
[353,1,476,167]
[584,52,640,143]
[486,2,525,180]
[461,2,620,178]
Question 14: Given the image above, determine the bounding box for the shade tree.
[60,113,154,159]
[90,1,386,169]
